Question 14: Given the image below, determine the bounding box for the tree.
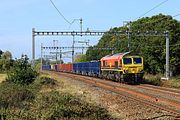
[0,50,3,59]
[85,14,180,75]
[7,55,38,85]
[2,51,11,60]
[74,54,87,63]
[0,51,13,71]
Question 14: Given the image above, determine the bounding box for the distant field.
[0,74,6,83]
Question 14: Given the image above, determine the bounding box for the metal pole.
[165,31,169,80]
[53,40,58,64]
[82,44,84,54]
[41,43,43,71]
[72,35,75,63]
[32,28,35,66]
[60,49,62,64]
[80,18,83,32]
[127,31,130,51]
[118,35,120,50]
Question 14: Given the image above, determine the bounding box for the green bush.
[7,55,38,85]
[39,76,57,86]
[0,82,35,109]
[142,74,162,86]
[0,75,115,120]
[30,91,114,120]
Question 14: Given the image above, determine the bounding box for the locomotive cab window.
[119,60,122,67]
[115,61,118,68]
[123,58,132,64]
[103,61,105,67]
[133,58,142,64]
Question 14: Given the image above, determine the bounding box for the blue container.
[73,61,100,75]
[42,64,51,70]
[89,61,100,75]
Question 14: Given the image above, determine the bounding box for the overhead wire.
[172,13,180,18]
[131,44,180,49]
[49,0,71,25]
[135,0,169,20]
[49,0,82,30]
[135,13,180,26]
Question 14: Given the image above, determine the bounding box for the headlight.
[124,70,128,73]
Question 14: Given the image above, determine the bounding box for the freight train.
[42,52,144,83]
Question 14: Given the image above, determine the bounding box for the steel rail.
[43,71,180,117]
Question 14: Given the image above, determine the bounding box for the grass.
[142,73,162,86]
[143,73,180,89]
[0,74,116,120]
[161,76,180,89]
[0,74,6,83]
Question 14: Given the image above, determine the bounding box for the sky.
[0,0,179,63]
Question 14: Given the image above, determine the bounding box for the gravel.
[45,71,178,120]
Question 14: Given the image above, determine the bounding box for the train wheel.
[120,74,124,83]
[98,73,102,79]
[134,74,137,83]
[102,72,107,80]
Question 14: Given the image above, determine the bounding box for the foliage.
[74,54,87,62]
[50,60,64,64]
[0,50,3,59]
[86,14,180,75]
[143,74,180,88]
[161,76,180,88]
[7,55,38,85]
[0,76,115,120]
[29,91,113,120]
[0,82,35,109]
[34,58,64,71]
[0,51,13,72]
[142,74,162,86]
[1,51,12,60]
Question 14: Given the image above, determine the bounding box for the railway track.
[44,71,180,118]
[139,84,180,96]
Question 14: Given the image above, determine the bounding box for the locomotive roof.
[100,52,132,60]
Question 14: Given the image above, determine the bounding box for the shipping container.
[50,65,54,70]
[73,61,100,76]
[42,64,51,70]
[57,64,62,71]
[61,63,73,72]
[54,64,58,71]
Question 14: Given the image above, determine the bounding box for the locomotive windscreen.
[123,58,132,64]
[133,58,142,64]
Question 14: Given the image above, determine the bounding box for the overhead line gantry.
[32,28,170,80]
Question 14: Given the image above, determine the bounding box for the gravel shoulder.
[44,71,178,120]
